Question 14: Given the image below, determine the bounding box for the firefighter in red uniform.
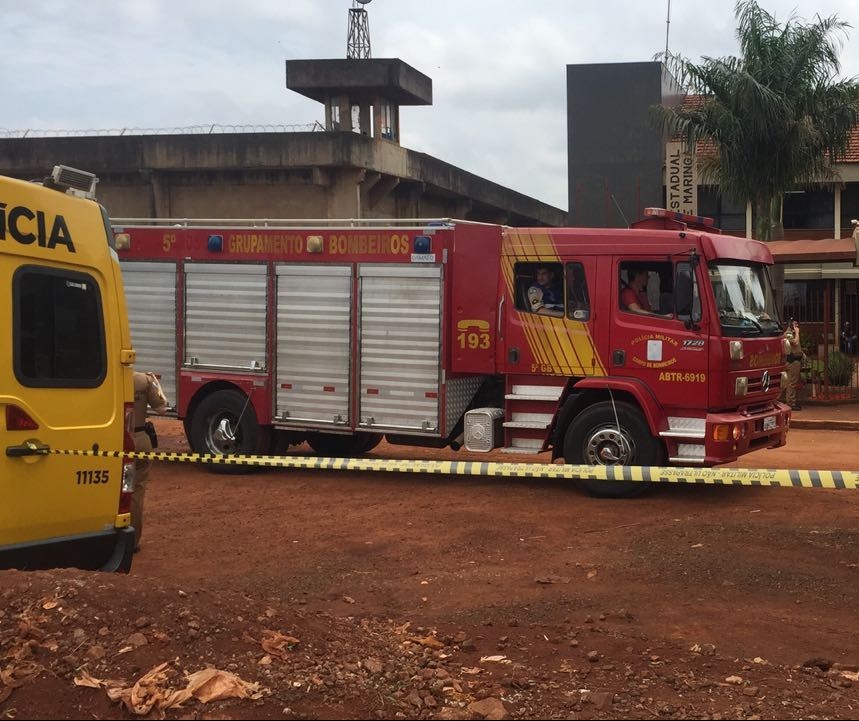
[132,371,169,551]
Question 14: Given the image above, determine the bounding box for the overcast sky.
[5,0,859,210]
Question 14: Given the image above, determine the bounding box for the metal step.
[500,437,544,453]
[509,384,564,400]
[503,411,552,431]
[503,421,550,429]
[505,394,561,402]
[668,443,706,465]
[499,446,543,455]
[661,417,706,440]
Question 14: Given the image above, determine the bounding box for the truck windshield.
[708,262,781,337]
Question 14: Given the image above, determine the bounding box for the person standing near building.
[841,321,857,354]
[132,371,169,551]
[781,321,804,411]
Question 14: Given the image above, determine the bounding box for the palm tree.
[657,0,859,242]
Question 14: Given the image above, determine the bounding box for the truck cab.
[499,209,789,495]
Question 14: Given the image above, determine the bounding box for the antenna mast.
[665,0,671,56]
[347,0,373,59]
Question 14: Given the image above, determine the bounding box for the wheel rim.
[206,413,241,454]
[583,425,636,465]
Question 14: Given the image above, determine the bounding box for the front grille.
[748,371,781,394]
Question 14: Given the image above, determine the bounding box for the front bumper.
[703,401,791,464]
[0,527,135,573]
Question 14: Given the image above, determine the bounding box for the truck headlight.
[735,377,749,396]
[729,340,744,360]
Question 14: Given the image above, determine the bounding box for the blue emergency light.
[207,234,224,252]
[413,235,432,254]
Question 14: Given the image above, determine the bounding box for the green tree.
[657,0,859,242]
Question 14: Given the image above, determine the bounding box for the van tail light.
[119,402,135,515]
[6,405,39,431]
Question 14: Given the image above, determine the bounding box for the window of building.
[784,280,825,323]
[697,188,747,232]
[783,188,833,230]
[840,182,859,235]
[328,98,341,129]
[379,101,396,141]
[14,267,106,387]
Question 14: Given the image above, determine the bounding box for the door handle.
[6,441,51,458]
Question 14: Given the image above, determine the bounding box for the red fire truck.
[114,209,790,497]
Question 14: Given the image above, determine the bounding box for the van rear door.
[0,178,133,571]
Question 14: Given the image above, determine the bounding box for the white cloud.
[4,0,858,210]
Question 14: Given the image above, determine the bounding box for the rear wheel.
[307,432,383,457]
[563,401,660,498]
[189,390,266,474]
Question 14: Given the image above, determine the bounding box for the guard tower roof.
[286,58,433,105]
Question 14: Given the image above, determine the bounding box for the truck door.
[501,258,604,378]
[357,263,442,434]
[274,264,353,427]
[610,258,708,410]
[1,264,123,552]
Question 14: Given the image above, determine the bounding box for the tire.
[307,432,383,457]
[188,389,265,475]
[563,401,661,498]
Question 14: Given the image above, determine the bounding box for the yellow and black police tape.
[49,448,859,489]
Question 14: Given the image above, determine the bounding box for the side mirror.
[675,272,701,329]
[687,301,703,330]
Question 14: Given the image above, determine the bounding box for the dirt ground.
[3,421,859,720]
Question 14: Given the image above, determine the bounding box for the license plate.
[763,415,777,431]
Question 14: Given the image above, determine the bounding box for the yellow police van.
[0,166,136,572]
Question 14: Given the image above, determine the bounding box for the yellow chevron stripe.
[517,230,571,372]
[505,229,607,376]
[517,231,568,372]
[504,232,556,369]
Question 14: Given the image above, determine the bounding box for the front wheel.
[188,389,266,474]
[563,401,661,498]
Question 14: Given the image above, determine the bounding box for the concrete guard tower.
[286,0,431,144]
[286,58,432,144]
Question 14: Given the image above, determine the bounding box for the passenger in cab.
[621,266,671,318]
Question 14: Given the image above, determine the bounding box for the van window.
[13,266,106,387]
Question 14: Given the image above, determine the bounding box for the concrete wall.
[0,132,566,226]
